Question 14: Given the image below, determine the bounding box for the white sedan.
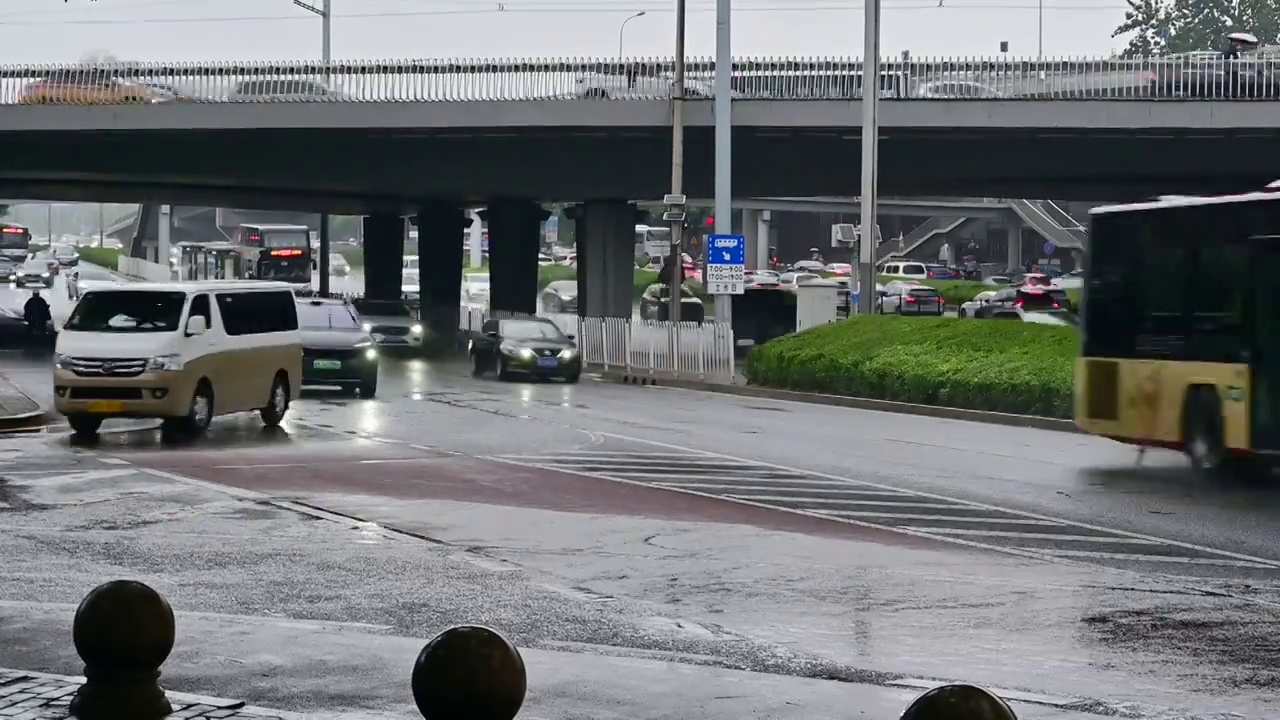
[958,290,998,318]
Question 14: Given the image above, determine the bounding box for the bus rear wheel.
[1182,386,1247,477]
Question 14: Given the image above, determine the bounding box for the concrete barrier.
[116,256,174,282]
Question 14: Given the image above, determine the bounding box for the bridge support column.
[483,200,547,315]
[362,213,405,302]
[127,204,159,261]
[1006,224,1022,271]
[570,201,637,319]
[742,209,761,271]
[416,202,471,354]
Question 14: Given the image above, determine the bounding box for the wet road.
[1,348,1278,718]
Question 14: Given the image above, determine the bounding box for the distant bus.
[230,223,313,288]
[0,222,32,262]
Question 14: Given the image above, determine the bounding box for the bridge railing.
[0,55,1279,103]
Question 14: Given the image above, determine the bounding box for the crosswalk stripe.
[824,511,1065,525]
[655,483,908,495]
[724,496,964,508]
[1035,549,1280,569]
[913,528,1161,544]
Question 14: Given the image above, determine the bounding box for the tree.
[1112,0,1173,57]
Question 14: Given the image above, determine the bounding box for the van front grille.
[66,357,147,378]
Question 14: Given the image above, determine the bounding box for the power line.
[0,3,1129,25]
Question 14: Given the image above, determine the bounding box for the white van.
[879,261,929,281]
[52,281,303,439]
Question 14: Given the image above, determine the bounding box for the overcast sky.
[2,0,1132,62]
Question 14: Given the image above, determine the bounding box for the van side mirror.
[185,315,208,336]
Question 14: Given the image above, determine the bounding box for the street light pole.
[857,0,880,315]
[1037,0,1043,59]
[667,0,687,328]
[294,0,333,296]
[618,11,646,61]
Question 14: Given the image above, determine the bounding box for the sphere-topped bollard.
[411,625,526,720]
[900,684,1017,720]
[69,580,176,720]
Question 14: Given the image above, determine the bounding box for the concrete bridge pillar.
[742,209,761,271]
[362,213,405,302]
[569,201,637,319]
[127,203,159,261]
[415,202,471,353]
[1006,224,1022,271]
[482,200,547,316]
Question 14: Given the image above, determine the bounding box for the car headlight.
[410,324,423,334]
[41,273,49,278]
[362,323,373,332]
[559,348,578,360]
[145,353,184,371]
[364,348,377,360]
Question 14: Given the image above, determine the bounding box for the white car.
[329,253,351,276]
[879,280,944,315]
[462,273,491,306]
[879,261,930,281]
[353,299,424,350]
[958,290,998,318]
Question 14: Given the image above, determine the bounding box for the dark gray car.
[296,298,379,397]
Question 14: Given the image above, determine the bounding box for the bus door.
[1251,242,1280,451]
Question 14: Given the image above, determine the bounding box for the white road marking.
[1035,549,1277,569]
[913,528,1160,544]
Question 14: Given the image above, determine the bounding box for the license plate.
[312,359,343,370]
[536,357,559,368]
[86,400,124,413]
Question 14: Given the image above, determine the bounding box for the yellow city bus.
[1075,191,1278,475]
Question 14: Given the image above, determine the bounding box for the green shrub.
[78,247,122,269]
[743,315,1078,418]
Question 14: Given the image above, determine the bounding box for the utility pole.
[857,0,881,315]
[666,0,687,331]
[294,0,333,296]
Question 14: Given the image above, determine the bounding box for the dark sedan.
[0,258,16,283]
[296,298,379,397]
[469,316,581,383]
[540,280,579,313]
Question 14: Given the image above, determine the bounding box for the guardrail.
[2,55,1280,103]
[115,256,174,282]
[47,579,1020,720]
[460,305,736,383]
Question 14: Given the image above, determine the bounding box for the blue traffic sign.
[707,234,745,265]
[1043,242,1055,256]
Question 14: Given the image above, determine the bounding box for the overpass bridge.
[0,56,1275,207]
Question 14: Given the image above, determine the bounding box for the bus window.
[261,228,309,248]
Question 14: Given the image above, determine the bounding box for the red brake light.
[1015,299,1024,307]
[904,296,917,303]
[1,227,23,234]
[1052,302,1060,308]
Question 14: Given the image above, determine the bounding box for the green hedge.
[744,315,1077,418]
[78,247,122,269]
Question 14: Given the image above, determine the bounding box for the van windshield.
[64,291,187,333]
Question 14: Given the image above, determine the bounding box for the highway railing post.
[69,580,176,720]
[412,625,527,720]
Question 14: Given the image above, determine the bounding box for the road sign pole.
[713,0,732,328]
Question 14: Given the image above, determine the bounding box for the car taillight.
[1015,300,1023,307]
[928,272,935,278]
[904,296,917,303]
[1052,302,1060,308]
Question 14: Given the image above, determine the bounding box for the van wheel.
[359,375,378,398]
[67,415,102,439]
[959,308,967,318]
[171,381,214,437]
[1183,387,1231,476]
[259,373,290,428]
[496,356,510,381]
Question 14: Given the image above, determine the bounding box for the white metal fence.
[459,304,735,383]
[2,56,1280,103]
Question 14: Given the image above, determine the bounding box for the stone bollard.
[411,625,526,720]
[900,683,1017,720]
[69,580,176,720]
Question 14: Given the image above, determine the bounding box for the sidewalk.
[0,670,299,720]
[0,373,44,430]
